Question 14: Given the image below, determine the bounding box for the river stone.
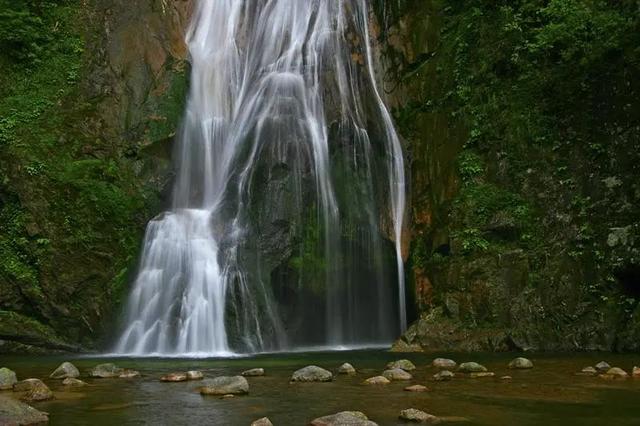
[500,376,512,380]
[161,372,188,382]
[364,376,390,385]
[0,368,17,390]
[90,363,123,378]
[470,372,495,378]
[600,367,628,379]
[338,363,356,375]
[399,408,440,423]
[404,385,429,392]
[577,366,597,376]
[251,417,274,426]
[242,368,265,377]
[290,366,332,383]
[50,362,80,379]
[62,378,87,387]
[432,358,456,369]
[187,371,204,380]
[595,361,611,373]
[0,395,49,425]
[119,369,141,379]
[386,360,416,372]
[14,379,53,402]
[633,367,640,378]
[509,357,533,369]
[199,376,249,395]
[382,368,412,381]
[458,362,487,373]
[310,411,378,426]
[433,370,454,381]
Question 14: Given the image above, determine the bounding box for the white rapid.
[115,0,406,355]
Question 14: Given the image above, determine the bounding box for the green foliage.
[457,150,484,183]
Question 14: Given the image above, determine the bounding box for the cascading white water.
[115,0,406,356]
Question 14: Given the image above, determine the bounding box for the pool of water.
[1,350,639,425]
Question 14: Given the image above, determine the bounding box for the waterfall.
[115,0,406,356]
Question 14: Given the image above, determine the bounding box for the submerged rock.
[119,369,141,379]
[199,376,249,395]
[433,370,454,381]
[220,394,235,399]
[310,411,378,426]
[251,417,274,426]
[470,372,495,378]
[186,371,204,380]
[364,376,390,385]
[404,384,429,392]
[160,373,188,382]
[386,360,416,372]
[242,368,265,377]
[600,367,628,380]
[382,369,412,381]
[338,363,356,375]
[0,395,49,425]
[14,379,53,402]
[399,408,440,423]
[290,366,332,383]
[90,363,123,378]
[595,361,611,373]
[633,367,640,378]
[0,368,17,390]
[500,376,512,380]
[432,358,456,369]
[577,366,597,376]
[508,358,533,369]
[50,362,80,379]
[62,378,87,387]
[457,362,487,373]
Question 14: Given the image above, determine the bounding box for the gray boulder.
[338,363,356,375]
[0,395,49,425]
[160,372,187,382]
[457,362,487,373]
[13,379,53,402]
[595,361,611,373]
[242,368,265,377]
[199,376,249,395]
[251,417,274,426]
[291,366,332,383]
[50,362,80,379]
[310,411,378,426]
[433,370,454,381]
[432,358,456,369]
[399,408,440,423]
[363,376,390,385]
[508,357,533,369]
[0,368,17,390]
[386,360,416,371]
[382,369,412,381]
[62,378,87,387]
[90,363,123,378]
[187,371,204,380]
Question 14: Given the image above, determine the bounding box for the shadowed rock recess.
[1,0,639,353]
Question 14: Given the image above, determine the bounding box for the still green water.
[1,350,639,425]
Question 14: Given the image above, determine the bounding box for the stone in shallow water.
[432,358,456,369]
[382,368,412,381]
[310,411,378,426]
[364,376,390,385]
[399,408,440,423]
[500,376,512,380]
[0,395,49,425]
[457,362,487,373]
[433,370,454,381]
[199,376,249,395]
[600,367,628,380]
[338,363,356,375]
[14,379,53,402]
[119,370,140,379]
[186,371,204,380]
[290,366,332,383]
[63,378,87,387]
[386,359,416,372]
[577,366,597,376]
[90,363,123,378]
[470,372,495,378]
[404,384,429,392]
[633,367,640,378]
[242,368,264,377]
[595,361,611,373]
[50,362,80,379]
[0,368,17,390]
[251,417,273,426]
[160,373,187,382]
[509,357,533,369]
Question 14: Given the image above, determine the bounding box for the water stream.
[115,0,406,355]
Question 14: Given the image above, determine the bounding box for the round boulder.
[382,369,412,381]
[432,358,456,369]
[433,370,454,381]
[242,368,265,377]
[310,411,378,426]
[90,363,123,378]
[290,366,332,383]
[399,408,440,423]
[338,363,356,375]
[14,379,53,402]
[187,371,204,380]
[509,358,533,369]
[600,367,628,380]
[50,362,80,379]
[577,366,597,376]
[595,361,611,373]
[386,360,416,372]
[0,368,17,390]
[199,376,249,395]
[458,362,487,373]
[364,376,390,385]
